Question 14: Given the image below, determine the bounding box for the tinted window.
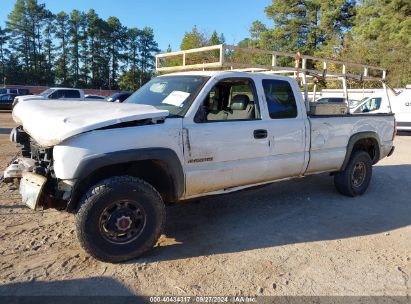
[19,89,29,95]
[262,79,297,119]
[118,93,131,102]
[0,89,6,94]
[316,97,345,103]
[9,89,17,94]
[62,90,80,98]
[49,91,60,99]
[85,95,105,99]
[0,94,14,101]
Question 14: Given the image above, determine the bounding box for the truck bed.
[306,113,395,174]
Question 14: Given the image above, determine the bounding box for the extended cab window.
[62,90,80,98]
[262,79,298,119]
[195,78,260,122]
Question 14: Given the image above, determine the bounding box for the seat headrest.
[231,94,250,110]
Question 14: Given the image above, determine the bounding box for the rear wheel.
[334,151,373,197]
[75,176,165,262]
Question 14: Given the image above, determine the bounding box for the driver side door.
[182,77,272,197]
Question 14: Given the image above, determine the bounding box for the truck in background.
[12,87,108,107]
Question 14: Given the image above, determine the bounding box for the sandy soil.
[0,111,410,297]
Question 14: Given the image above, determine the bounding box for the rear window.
[262,79,298,119]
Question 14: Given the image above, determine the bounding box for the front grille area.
[29,139,53,164]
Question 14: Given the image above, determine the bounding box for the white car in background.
[13,88,107,107]
[352,88,411,131]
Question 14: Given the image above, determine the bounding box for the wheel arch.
[66,148,184,212]
[341,132,381,171]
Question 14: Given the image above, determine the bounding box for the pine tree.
[255,0,355,54]
[344,0,411,86]
[7,0,52,84]
[55,11,70,85]
[0,26,10,84]
[180,26,207,50]
[68,10,85,87]
[106,16,127,89]
[138,27,159,86]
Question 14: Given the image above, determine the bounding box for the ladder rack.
[155,44,390,113]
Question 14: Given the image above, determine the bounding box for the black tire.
[75,176,165,263]
[334,151,373,197]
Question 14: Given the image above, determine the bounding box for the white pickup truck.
[4,70,395,262]
[12,87,105,107]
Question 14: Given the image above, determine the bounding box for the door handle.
[253,129,268,139]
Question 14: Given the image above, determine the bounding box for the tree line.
[1,0,409,90]
[179,0,411,87]
[0,0,159,90]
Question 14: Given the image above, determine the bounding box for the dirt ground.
[0,110,410,297]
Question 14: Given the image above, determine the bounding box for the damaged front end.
[3,126,67,210]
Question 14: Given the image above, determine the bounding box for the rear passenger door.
[260,78,307,179]
[183,77,272,197]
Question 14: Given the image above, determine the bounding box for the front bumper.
[20,172,47,210]
[3,157,74,211]
[3,157,36,182]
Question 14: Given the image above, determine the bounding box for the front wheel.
[75,176,165,263]
[334,151,373,197]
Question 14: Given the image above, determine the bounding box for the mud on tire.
[75,176,165,263]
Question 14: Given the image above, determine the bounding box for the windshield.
[124,75,209,116]
[39,89,54,97]
[354,97,382,113]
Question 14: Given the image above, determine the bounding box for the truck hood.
[12,100,169,147]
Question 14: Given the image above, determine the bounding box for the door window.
[262,79,298,119]
[195,78,260,122]
[49,90,61,99]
